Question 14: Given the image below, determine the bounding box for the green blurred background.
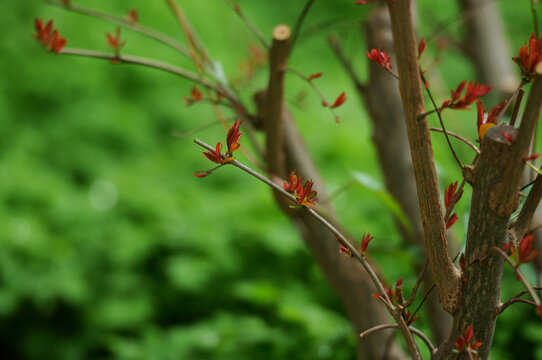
[1,0,541,359]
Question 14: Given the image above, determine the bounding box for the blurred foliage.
[1,0,541,359]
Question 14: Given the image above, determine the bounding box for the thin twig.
[429,127,480,154]
[221,0,270,49]
[193,140,388,300]
[43,0,191,58]
[498,80,527,125]
[58,48,238,103]
[359,324,436,354]
[327,35,366,92]
[193,138,422,357]
[291,0,317,52]
[497,286,542,314]
[403,258,429,307]
[510,89,525,127]
[165,0,207,72]
[286,68,341,123]
[412,283,437,323]
[421,71,464,169]
[532,0,540,38]
[491,247,541,309]
[503,286,542,301]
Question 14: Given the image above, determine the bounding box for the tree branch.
[290,0,316,52]
[491,247,542,310]
[388,0,461,314]
[498,286,542,314]
[43,0,191,58]
[193,137,421,359]
[429,128,480,154]
[58,48,240,105]
[221,0,270,50]
[359,324,436,355]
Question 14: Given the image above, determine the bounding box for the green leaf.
[351,171,413,236]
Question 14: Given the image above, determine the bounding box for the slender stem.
[429,127,480,154]
[498,297,537,314]
[193,138,422,356]
[412,283,437,323]
[493,76,542,216]
[165,0,206,71]
[290,0,317,51]
[327,35,366,92]
[403,259,429,307]
[510,89,525,127]
[286,68,341,123]
[491,247,541,309]
[222,0,270,49]
[510,172,542,243]
[58,48,239,105]
[43,0,191,58]
[421,71,464,169]
[359,324,436,354]
[498,80,527,125]
[532,0,540,38]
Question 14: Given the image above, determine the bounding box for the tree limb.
[388,0,461,314]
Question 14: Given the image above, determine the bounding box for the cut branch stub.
[265,24,291,180]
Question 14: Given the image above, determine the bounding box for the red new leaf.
[308,72,323,81]
[34,18,67,54]
[366,48,393,72]
[361,232,375,255]
[129,9,138,25]
[442,81,492,110]
[330,92,347,109]
[284,170,318,206]
[513,33,542,82]
[107,27,125,55]
[226,118,242,155]
[418,37,426,59]
[446,213,458,229]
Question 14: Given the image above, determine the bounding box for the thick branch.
[44,0,191,58]
[58,48,238,104]
[435,126,518,359]
[492,76,542,217]
[388,0,461,314]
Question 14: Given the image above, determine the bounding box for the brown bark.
[258,24,407,360]
[435,126,516,359]
[436,77,542,359]
[255,90,407,360]
[388,0,461,314]
[458,0,518,98]
[329,5,453,344]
